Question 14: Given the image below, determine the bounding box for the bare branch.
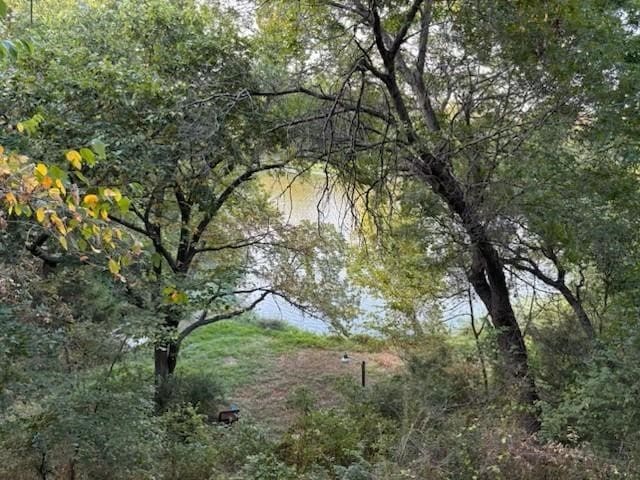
[191,162,286,246]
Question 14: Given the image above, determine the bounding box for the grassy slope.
[176,318,347,388]
[174,317,399,427]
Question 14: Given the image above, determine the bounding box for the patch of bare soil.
[229,349,403,431]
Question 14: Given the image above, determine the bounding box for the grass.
[125,315,398,429]
[175,316,366,391]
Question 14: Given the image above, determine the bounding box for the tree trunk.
[154,340,180,411]
[414,153,539,432]
[469,244,540,433]
[557,284,595,340]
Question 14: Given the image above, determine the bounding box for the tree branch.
[191,162,285,246]
[177,290,270,343]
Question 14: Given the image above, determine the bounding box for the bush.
[542,338,640,460]
[528,311,592,402]
[278,409,361,472]
[0,370,161,480]
[163,372,226,420]
[159,404,221,480]
[256,318,287,331]
[240,453,297,480]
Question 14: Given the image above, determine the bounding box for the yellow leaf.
[108,258,120,275]
[41,176,53,189]
[50,213,67,235]
[100,208,109,220]
[48,187,61,201]
[16,123,24,133]
[82,194,99,207]
[65,150,82,170]
[34,163,48,177]
[4,192,17,206]
[35,207,45,223]
[55,178,66,197]
[23,176,39,193]
[0,145,4,156]
[58,236,68,250]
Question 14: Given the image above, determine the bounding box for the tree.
[0,0,354,407]
[245,0,636,431]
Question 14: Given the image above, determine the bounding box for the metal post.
[361,360,366,387]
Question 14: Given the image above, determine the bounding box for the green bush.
[0,370,161,480]
[256,318,288,331]
[528,311,592,402]
[240,453,297,480]
[159,404,221,480]
[542,336,640,460]
[163,372,226,420]
[278,409,361,472]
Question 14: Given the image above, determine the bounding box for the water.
[252,171,485,334]
[254,171,375,334]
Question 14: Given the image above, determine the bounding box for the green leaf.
[17,39,33,54]
[117,197,131,213]
[151,253,163,269]
[1,40,17,62]
[79,147,96,167]
[48,164,67,181]
[90,139,106,160]
[0,0,7,19]
[73,170,89,185]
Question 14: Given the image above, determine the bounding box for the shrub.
[159,404,221,480]
[163,372,226,420]
[0,370,161,480]
[542,340,640,460]
[256,318,287,331]
[240,453,297,480]
[279,409,362,471]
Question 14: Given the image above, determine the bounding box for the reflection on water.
[259,172,355,235]
[254,171,484,334]
[255,172,378,334]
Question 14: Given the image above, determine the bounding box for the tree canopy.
[3,0,640,478]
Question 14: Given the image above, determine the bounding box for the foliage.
[161,372,226,420]
[0,0,359,400]
[0,140,137,271]
[542,324,640,458]
[0,370,160,480]
[3,0,640,478]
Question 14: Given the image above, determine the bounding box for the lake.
[253,171,485,334]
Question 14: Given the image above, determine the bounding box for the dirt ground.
[229,348,403,430]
